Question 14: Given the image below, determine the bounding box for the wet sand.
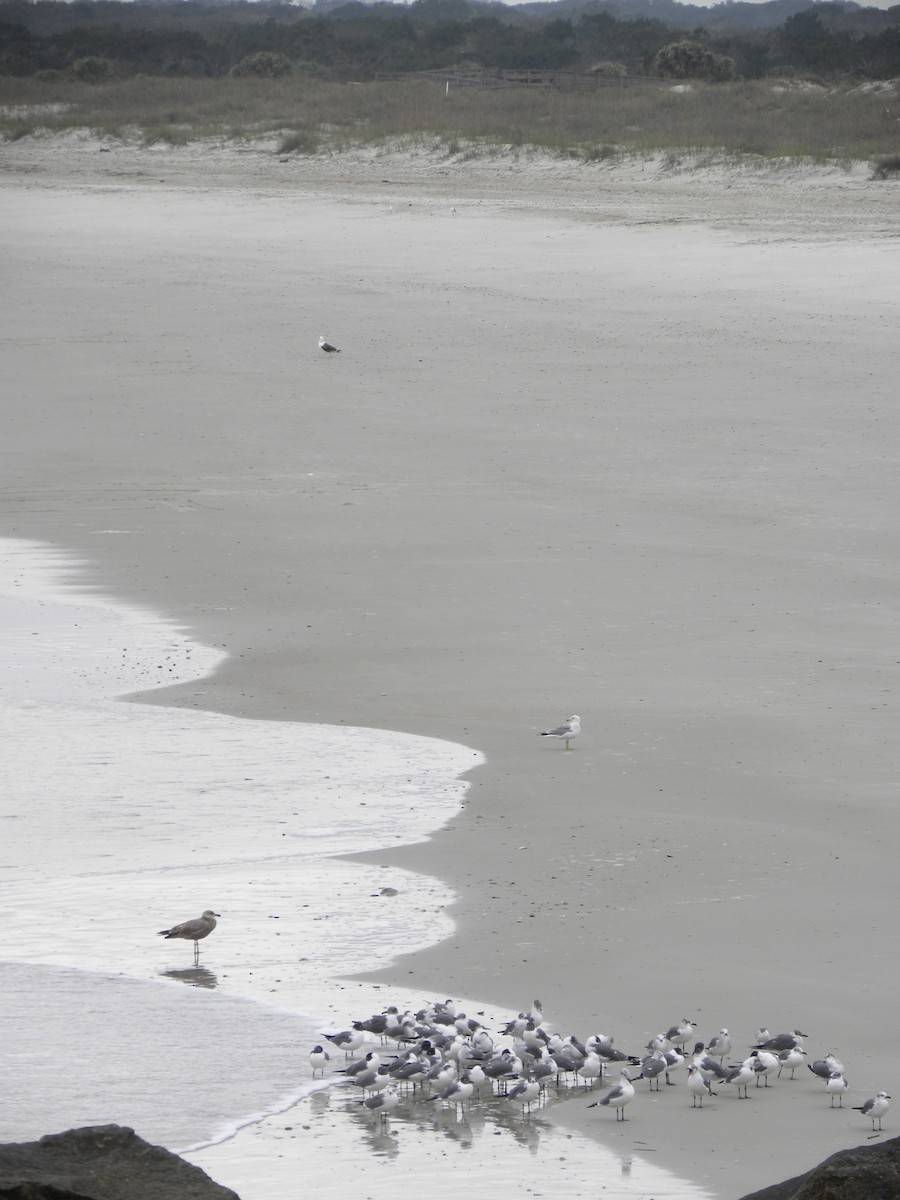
[2,135,899,1197]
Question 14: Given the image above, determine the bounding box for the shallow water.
[0,537,710,1198]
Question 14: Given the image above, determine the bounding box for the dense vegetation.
[0,0,898,82]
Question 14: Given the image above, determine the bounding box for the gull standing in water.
[309,1045,331,1076]
[362,1084,400,1123]
[324,1027,366,1057]
[507,1076,541,1114]
[540,715,580,751]
[587,1069,635,1120]
[854,1091,891,1130]
[158,909,219,964]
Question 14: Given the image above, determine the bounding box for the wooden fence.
[375,68,659,91]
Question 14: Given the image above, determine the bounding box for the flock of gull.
[157,718,889,1147]
[309,1000,891,1131]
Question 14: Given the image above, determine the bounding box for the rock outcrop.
[741,1135,900,1200]
[0,1125,241,1200]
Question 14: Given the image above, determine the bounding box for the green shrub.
[590,62,628,78]
[229,52,294,80]
[870,152,900,179]
[70,57,115,84]
[653,41,735,83]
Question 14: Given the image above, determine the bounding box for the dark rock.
[0,1125,241,1200]
[740,1135,900,1200]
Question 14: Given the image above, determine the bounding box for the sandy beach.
[2,132,899,1198]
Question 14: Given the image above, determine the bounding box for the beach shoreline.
[3,136,899,1198]
[0,538,707,1200]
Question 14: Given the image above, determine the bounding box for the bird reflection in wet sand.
[160,966,218,989]
[309,1088,332,1118]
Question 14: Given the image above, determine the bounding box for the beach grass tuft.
[871,151,900,178]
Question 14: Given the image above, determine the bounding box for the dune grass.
[1,73,897,164]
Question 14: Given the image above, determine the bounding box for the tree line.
[0,0,898,81]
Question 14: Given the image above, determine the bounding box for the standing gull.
[707,1029,732,1060]
[777,1047,807,1079]
[854,1091,891,1131]
[687,1065,716,1108]
[158,909,219,963]
[362,1084,400,1123]
[319,335,341,355]
[587,1068,635,1121]
[309,1045,331,1076]
[826,1071,850,1107]
[830,1070,849,1104]
[540,715,580,751]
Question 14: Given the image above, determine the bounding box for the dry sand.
[2,133,899,1198]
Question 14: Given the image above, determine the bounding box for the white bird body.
[521,1023,546,1053]
[362,1084,399,1120]
[468,1063,487,1090]
[588,1069,635,1120]
[777,1047,807,1078]
[826,1071,850,1107]
[540,715,580,750]
[664,1019,696,1050]
[432,1073,474,1107]
[308,1045,331,1075]
[343,1051,379,1078]
[854,1091,891,1130]
[692,1045,730,1083]
[319,335,341,354]
[324,1027,366,1057]
[472,1030,495,1056]
[663,1047,686,1085]
[687,1065,716,1107]
[746,1050,779,1086]
[577,1052,605,1088]
[640,1052,667,1090]
[726,1062,755,1099]
[707,1029,731,1059]
[508,1076,541,1112]
[367,1066,394,1093]
[809,1052,845,1082]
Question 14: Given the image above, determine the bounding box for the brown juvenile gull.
[158,909,220,963]
[319,335,341,355]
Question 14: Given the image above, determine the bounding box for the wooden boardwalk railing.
[375,68,659,91]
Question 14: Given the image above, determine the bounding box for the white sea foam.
[0,537,709,1200]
